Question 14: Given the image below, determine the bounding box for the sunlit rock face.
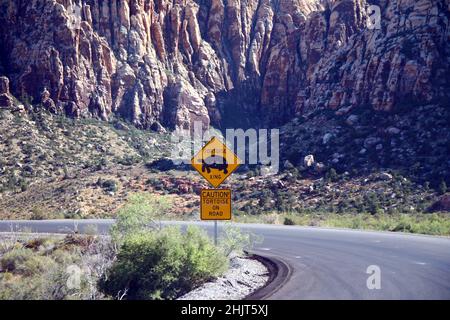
[0,0,448,129]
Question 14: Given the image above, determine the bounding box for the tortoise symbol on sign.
[202,155,228,174]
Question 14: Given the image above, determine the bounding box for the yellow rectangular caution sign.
[200,189,232,220]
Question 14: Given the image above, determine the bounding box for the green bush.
[325,168,338,182]
[0,248,34,272]
[20,255,57,277]
[110,194,173,243]
[283,217,296,225]
[0,235,115,300]
[219,225,261,257]
[0,257,79,300]
[99,226,227,300]
[30,207,48,220]
[98,179,118,193]
[0,248,56,276]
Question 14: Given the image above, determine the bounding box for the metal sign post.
[214,220,218,246]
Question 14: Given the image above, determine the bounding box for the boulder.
[428,195,450,212]
[150,121,166,133]
[322,133,334,145]
[314,162,326,173]
[0,76,13,108]
[0,76,9,94]
[304,155,315,167]
[379,172,393,181]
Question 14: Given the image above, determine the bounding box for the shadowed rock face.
[0,0,449,130]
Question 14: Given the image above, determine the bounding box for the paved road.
[1,219,449,300]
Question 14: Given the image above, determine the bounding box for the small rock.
[346,114,359,126]
[386,127,401,135]
[379,172,393,181]
[114,122,130,131]
[314,162,326,173]
[283,160,294,169]
[304,154,315,167]
[150,121,166,133]
[364,137,380,148]
[0,76,9,94]
[322,133,334,145]
[335,106,352,116]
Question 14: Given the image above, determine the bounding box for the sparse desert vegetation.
[0,194,260,300]
[0,108,449,237]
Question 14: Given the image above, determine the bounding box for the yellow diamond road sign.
[191,137,241,188]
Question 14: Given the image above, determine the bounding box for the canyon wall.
[0,0,449,129]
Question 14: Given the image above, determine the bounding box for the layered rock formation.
[0,76,13,109]
[261,0,450,123]
[0,0,449,129]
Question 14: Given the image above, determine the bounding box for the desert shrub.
[0,235,115,300]
[1,246,57,277]
[50,249,79,265]
[24,237,52,250]
[0,259,82,300]
[19,179,29,192]
[283,217,296,225]
[20,255,57,277]
[0,248,35,272]
[99,226,227,300]
[110,194,173,243]
[117,155,139,166]
[95,158,108,171]
[219,225,261,257]
[97,179,118,193]
[364,193,381,215]
[30,207,48,220]
[325,168,338,182]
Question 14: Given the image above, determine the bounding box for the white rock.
[364,137,380,148]
[314,162,326,173]
[346,114,359,126]
[379,172,393,180]
[322,133,334,145]
[304,154,315,167]
[386,127,401,135]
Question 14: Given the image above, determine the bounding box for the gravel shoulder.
[178,255,269,300]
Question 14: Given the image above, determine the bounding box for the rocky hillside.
[0,0,448,130]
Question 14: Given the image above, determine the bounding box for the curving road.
[0,219,449,300]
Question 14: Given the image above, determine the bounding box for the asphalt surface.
[0,219,449,300]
